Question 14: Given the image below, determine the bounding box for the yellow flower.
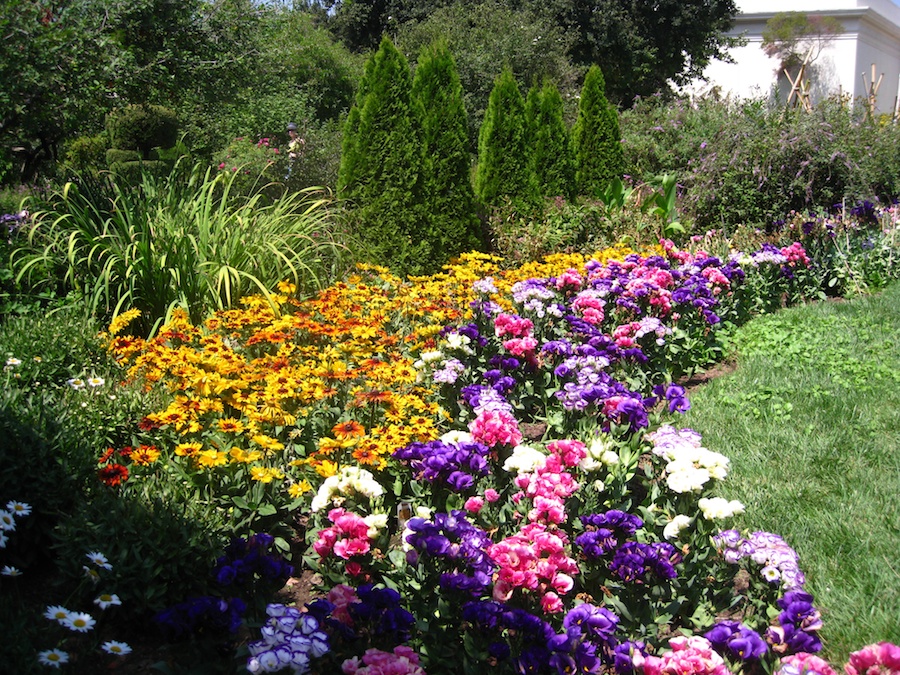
[108,308,142,336]
[314,459,338,478]
[175,441,202,457]
[252,434,285,452]
[195,449,228,468]
[229,447,262,463]
[250,466,285,483]
[287,480,312,498]
[130,445,161,465]
[218,418,246,434]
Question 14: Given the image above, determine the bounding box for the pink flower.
[541,591,564,614]
[469,408,522,448]
[484,488,500,502]
[342,647,425,675]
[464,496,484,513]
[845,642,900,675]
[780,653,838,675]
[327,584,358,625]
[217,162,226,170]
[643,636,730,675]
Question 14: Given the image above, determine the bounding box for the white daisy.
[0,531,8,548]
[85,551,113,569]
[5,357,21,367]
[0,510,16,531]
[101,640,132,656]
[1,565,22,576]
[61,611,96,633]
[67,378,86,390]
[43,605,72,622]
[94,593,122,610]
[37,649,69,668]
[6,500,32,517]
[87,376,105,387]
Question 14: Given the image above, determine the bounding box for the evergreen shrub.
[573,65,624,197]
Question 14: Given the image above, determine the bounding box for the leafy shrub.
[526,80,575,199]
[213,136,287,201]
[105,104,179,157]
[60,133,109,178]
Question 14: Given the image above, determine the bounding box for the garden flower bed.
[4,207,900,673]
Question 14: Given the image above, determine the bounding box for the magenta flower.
[643,636,731,675]
[844,642,900,675]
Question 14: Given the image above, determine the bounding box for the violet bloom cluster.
[576,510,643,558]
[246,603,329,674]
[213,533,293,589]
[767,590,823,656]
[713,529,806,590]
[609,541,681,584]
[704,620,768,661]
[347,584,417,644]
[404,510,496,596]
[511,278,564,319]
[154,595,247,637]
[392,439,490,491]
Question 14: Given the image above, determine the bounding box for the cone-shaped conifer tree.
[337,36,429,274]
[475,67,536,205]
[573,65,624,197]
[527,79,575,199]
[412,40,483,264]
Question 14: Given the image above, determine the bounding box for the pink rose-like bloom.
[484,488,500,503]
[469,408,522,448]
[503,336,538,357]
[780,653,838,675]
[845,642,900,675]
[643,636,731,675]
[342,646,425,675]
[327,584,358,625]
[541,590,564,614]
[494,313,534,338]
[464,496,485,514]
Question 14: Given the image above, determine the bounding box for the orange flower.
[98,464,129,487]
[332,420,365,440]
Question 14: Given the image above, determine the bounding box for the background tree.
[762,12,844,74]
[412,40,483,264]
[573,65,623,197]
[475,67,536,206]
[396,0,578,143]
[526,79,575,199]
[337,36,429,274]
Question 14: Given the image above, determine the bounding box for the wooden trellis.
[861,63,884,120]
[784,47,814,112]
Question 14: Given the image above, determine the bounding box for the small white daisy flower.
[87,376,105,387]
[94,593,122,610]
[85,551,112,569]
[6,500,32,517]
[101,640,132,656]
[1,565,22,576]
[61,611,96,633]
[83,566,101,584]
[44,605,72,622]
[37,649,69,668]
[67,378,86,390]
[0,531,8,548]
[0,510,15,531]
[5,357,21,367]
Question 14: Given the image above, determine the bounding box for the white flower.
[0,531,7,548]
[665,465,710,493]
[1,565,22,576]
[101,640,132,655]
[87,376,105,387]
[84,565,101,583]
[5,357,21,367]
[44,605,72,622]
[414,505,432,519]
[94,593,122,610]
[37,649,69,668]
[445,331,473,353]
[61,611,96,632]
[6,500,31,517]
[502,444,547,474]
[310,466,384,512]
[85,551,113,569]
[698,497,745,520]
[67,378,86,390]
[663,514,693,541]
[363,513,388,539]
[0,510,15,531]
[439,430,474,446]
[419,350,443,364]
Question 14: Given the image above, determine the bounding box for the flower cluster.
[704,620,768,661]
[342,646,426,675]
[512,439,585,525]
[713,529,806,590]
[647,425,730,494]
[213,533,293,589]
[246,603,330,674]
[643,635,731,675]
[311,466,385,512]
[404,511,495,596]
[393,436,490,491]
[844,642,900,675]
[767,590,824,656]
[314,508,384,574]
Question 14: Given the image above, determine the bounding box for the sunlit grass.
[678,282,900,662]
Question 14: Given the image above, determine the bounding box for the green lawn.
[677,282,900,663]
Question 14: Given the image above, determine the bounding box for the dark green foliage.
[412,41,483,263]
[527,80,575,198]
[105,104,179,157]
[61,133,109,177]
[396,1,579,144]
[338,36,430,275]
[573,65,623,197]
[475,68,536,205]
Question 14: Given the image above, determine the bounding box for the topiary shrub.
[573,65,624,197]
[61,133,109,177]
[526,79,575,199]
[106,104,180,158]
[475,67,536,206]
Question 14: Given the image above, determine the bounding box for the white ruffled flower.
[503,444,547,474]
[310,466,384,512]
[663,514,693,540]
[698,497,745,520]
[363,513,388,539]
[440,430,474,446]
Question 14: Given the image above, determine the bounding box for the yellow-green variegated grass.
[13,163,346,335]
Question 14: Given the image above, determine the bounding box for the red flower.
[98,447,115,464]
[98,464,129,487]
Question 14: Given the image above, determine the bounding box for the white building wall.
[693,0,900,113]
